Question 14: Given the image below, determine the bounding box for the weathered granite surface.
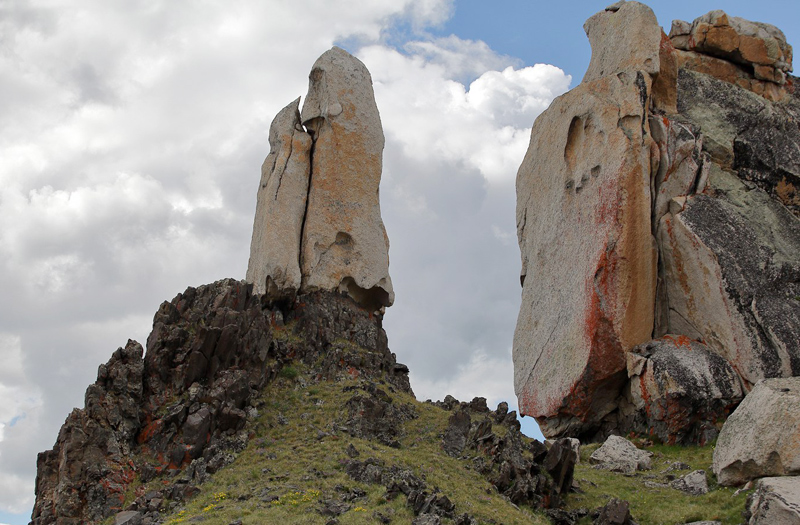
[713,377,800,486]
[514,0,659,439]
[514,2,800,441]
[247,47,393,310]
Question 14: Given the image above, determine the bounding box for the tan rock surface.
[582,1,662,84]
[246,98,311,299]
[246,48,394,310]
[713,377,800,486]
[299,47,393,310]
[687,10,792,74]
[669,10,794,101]
[514,69,657,437]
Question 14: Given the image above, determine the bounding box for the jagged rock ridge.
[514,0,800,443]
[246,47,394,311]
[31,280,411,524]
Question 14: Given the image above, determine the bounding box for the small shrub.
[279,365,299,380]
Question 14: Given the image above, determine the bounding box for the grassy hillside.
[567,443,749,525]
[114,363,750,525]
[142,367,551,524]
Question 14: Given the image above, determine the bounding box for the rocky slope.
[513,1,800,444]
[31,281,579,525]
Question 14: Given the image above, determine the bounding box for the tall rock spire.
[247,47,393,310]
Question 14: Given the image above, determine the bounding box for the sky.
[0,0,798,522]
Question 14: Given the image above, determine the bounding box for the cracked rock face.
[246,98,311,300]
[247,47,393,310]
[514,2,799,442]
[513,1,659,439]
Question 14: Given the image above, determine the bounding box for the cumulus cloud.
[0,0,567,516]
[360,42,570,182]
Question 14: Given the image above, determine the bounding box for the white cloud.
[0,334,41,514]
[0,0,570,517]
[411,348,515,407]
[403,35,519,81]
[359,41,570,183]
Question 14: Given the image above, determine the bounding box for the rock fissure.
[514,1,799,444]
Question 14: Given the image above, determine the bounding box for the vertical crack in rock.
[247,47,394,311]
[298,47,394,311]
[246,97,311,300]
[515,2,799,442]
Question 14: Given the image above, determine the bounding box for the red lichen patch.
[137,418,164,445]
[663,334,694,348]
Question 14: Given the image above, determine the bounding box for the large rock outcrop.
[514,1,800,441]
[514,1,660,439]
[247,47,393,310]
[31,280,411,525]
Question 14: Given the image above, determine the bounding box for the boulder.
[713,377,800,486]
[442,410,471,457]
[589,435,652,474]
[593,498,633,525]
[514,0,659,438]
[674,11,792,75]
[299,47,393,310]
[623,336,744,445]
[670,470,709,496]
[747,476,800,525]
[246,98,311,299]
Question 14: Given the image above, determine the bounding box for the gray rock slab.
[748,476,800,525]
[115,511,143,525]
[589,435,653,474]
[659,165,800,386]
[713,377,800,486]
[246,97,311,299]
[671,469,709,495]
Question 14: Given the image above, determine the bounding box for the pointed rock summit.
[247,47,393,310]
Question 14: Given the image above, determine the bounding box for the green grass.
[566,442,751,524]
[152,371,550,525]
[125,364,752,525]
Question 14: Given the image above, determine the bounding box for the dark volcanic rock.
[343,385,417,448]
[593,498,634,525]
[442,410,471,457]
[32,280,412,525]
[438,396,577,509]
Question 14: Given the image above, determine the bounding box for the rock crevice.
[514,2,800,443]
[247,47,393,310]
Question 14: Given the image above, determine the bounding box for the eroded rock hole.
[338,276,390,312]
